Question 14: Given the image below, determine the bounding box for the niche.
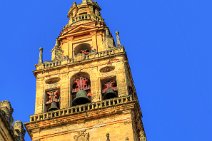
[101,77,118,100]
[74,43,91,56]
[71,72,92,106]
[45,88,60,112]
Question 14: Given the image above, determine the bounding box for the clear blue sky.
[0,0,211,141]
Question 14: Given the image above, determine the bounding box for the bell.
[48,102,59,111]
[103,88,117,100]
[72,90,91,106]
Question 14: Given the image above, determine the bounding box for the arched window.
[45,88,60,112]
[101,77,118,100]
[70,72,92,106]
[74,43,92,56]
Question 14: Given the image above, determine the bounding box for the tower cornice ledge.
[25,96,137,134]
[34,47,126,75]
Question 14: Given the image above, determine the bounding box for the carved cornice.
[60,22,105,39]
[25,96,136,135]
[34,47,126,76]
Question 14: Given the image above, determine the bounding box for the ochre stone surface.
[26,0,146,141]
[0,101,25,141]
[32,112,134,141]
[0,117,14,141]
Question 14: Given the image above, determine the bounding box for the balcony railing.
[43,61,61,68]
[30,95,133,122]
[72,14,91,23]
[39,47,124,70]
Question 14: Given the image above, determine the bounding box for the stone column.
[38,48,43,64]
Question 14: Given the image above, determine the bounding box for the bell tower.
[25,0,146,141]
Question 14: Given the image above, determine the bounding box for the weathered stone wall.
[32,111,135,141]
[0,117,14,141]
[34,55,128,114]
[0,101,25,141]
[27,1,146,141]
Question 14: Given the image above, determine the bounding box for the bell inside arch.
[48,101,59,111]
[103,88,117,100]
[72,90,91,106]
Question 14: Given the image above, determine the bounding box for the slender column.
[38,48,43,64]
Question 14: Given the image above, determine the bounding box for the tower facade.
[25,0,146,141]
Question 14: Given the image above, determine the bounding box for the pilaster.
[35,78,44,114]
[60,73,70,109]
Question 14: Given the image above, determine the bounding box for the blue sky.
[0,0,212,141]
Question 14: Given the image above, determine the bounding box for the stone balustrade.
[30,95,133,122]
[38,47,125,70]
[43,61,62,69]
[72,14,91,23]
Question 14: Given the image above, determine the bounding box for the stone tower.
[25,0,146,141]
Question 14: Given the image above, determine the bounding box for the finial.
[55,39,59,47]
[116,31,122,47]
[38,48,43,64]
[106,133,110,141]
[52,39,63,61]
[106,28,110,36]
[125,137,129,141]
[82,0,93,4]
[73,2,77,7]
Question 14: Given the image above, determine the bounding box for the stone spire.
[116,31,122,47]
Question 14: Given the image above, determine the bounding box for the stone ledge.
[34,47,125,73]
[25,96,136,131]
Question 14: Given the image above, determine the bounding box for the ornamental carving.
[45,89,60,111]
[74,130,89,141]
[72,77,90,93]
[102,81,117,94]
[46,89,60,105]
[52,40,63,61]
[80,49,90,55]
[46,83,58,89]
